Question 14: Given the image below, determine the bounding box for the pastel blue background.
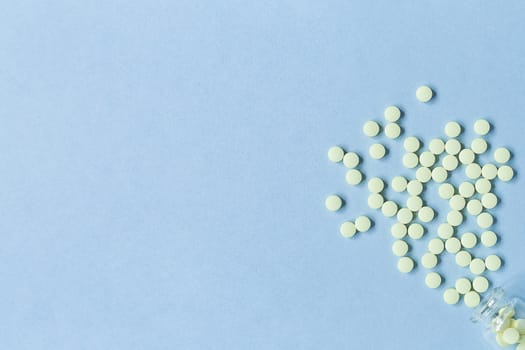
[0,1,524,349]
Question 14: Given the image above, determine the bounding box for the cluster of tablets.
[492,305,525,348]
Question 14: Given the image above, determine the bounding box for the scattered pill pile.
[325,85,524,348]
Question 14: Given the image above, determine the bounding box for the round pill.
[407,196,423,212]
[403,153,419,168]
[464,291,481,308]
[456,250,472,267]
[397,208,414,224]
[471,138,488,154]
[477,212,494,228]
[461,232,478,249]
[325,195,343,211]
[429,138,445,155]
[443,288,460,305]
[511,319,525,332]
[475,178,492,194]
[381,201,399,217]
[445,139,462,155]
[355,216,372,232]
[447,210,463,226]
[455,278,472,294]
[408,223,425,240]
[407,180,423,196]
[425,272,442,289]
[494,147,511,164]
[419,151,436,167]
[340,221,357,238]
[458,149,475,165]
[496,333,509,347]
[470,258,486,275]
[481,231,498,247]
[363,120,380,137]
[432,167,448,183]
[481,164,498,180]
[502,328,520,345]
[421,252,438,269]
[472,276,489,293]
[343,152,360,168]
[346,169,363,185]
[368,177,385,193]
[445,122,462,138]
[416,85,433,102]
[328,146,345,162]
[442,154,459,171]
[369,143,387,159]
[445,237,461,254]
[418,206,435,223]
[428,238,445,255]
[416,167,432,183]
[384,106,401,122]
[403,136,421,152]
[385,123,402,139]
[368,193,384,209]
[485,255,502,271]
[438,223,454,239]
[474,119,491,135]
[392,240,409,256]
[466,199,483,216]
[450,195,466,211]
[438,183,455,199]
[397,257,415,273]
[497,165,514,182]
[392,176,408,192]
[391,223,407,239]
[465,163,482,179]
[459,182,475,198]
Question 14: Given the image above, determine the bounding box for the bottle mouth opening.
[471,287,505,323]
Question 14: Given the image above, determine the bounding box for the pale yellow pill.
[328,146,345,162]
[438,223,454,239]
[403,152,419,168]
[419,151,436,167]
[458,148,475,165]
[502,328,520,345]
[475,178,492,194]
[445,237,461,254]
[481,231,498,247]
[456,250,472,267]
[407,180,423,196]
[494,147,511,163]
[432,167,448,182]
[392,176,408,192]
[368,193,385,209]
[381,201,399,217]
[416,85,433,102]
[461,232,478,249]
[455,278,472,294]
[368,177,385,193]
[498,165,514,182]
[369,143,387,159]
[384,106,401,122]
[428,238,445,255]
[482,164,498,180]
[470,258,486,275]
[496,333,509,347]
[397,208,414,224]
[407,196,423,212]
[445,139,462,155]
[355,216,372,232]
[421,252,438,269]
[471,138,488,154]
[385,123,402,139]
[445,121,462,138]
[397,256,415,273]
[425,272,442,288]
[511,319,525,332]
[429,138,445,155]
[391,223,407,239]
[438,183,455,199]
[485,254,502,271]
[447,210,463,226]
[418,206,435,223]
[443,288,460,305]
[340,221,357,238]
[408,223,425,240]
[472,276,489,293]
[403,136,421,152]
[466,199,483,216]
[392,240,409,256]
[343,152,360,168]
[458,182,475,198]
[416,167,432,183]
[442,154,459,171]
[449,195,466,211]
[464,291,481,308]
[346,169,363,185]
[477,212,494,228]
[465,163,482,179]
[363,120,380,137]
[474,119,491,135]
[325,195,343,211]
